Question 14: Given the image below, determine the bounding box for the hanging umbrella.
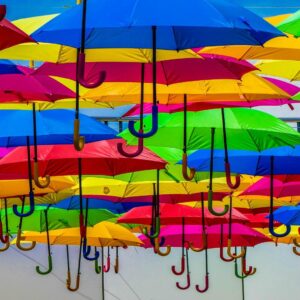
[0,5,35,50]
[0,139,166,179]
[271,205,300,225]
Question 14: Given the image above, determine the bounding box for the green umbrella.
[277,10,300,37]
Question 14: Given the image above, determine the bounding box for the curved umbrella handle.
[13,192,35,217]
[0,220,8,244]
[182,153,195,181]
[16,229,36,251]
[77,52,106,89]
[154,238,171,257]
[95,260,102,274]
[143,216,160,239]
[188,232,207,252]
[242,255,256,276]
[36,255,53,275]
[171,255,185,276]
[74,119,85,151]
[0,239,9,252]
[268,215,291,238]
[292,238,300,256]
[195,274,209,293]
[220,245,234,262]
[83,239,99,261]
[234,259,248,279]
[103,255,110,273]
[0,5,6,22]
[34,161,50,188]
[227,239,245,259]
[150,236,165,248]
[128,105,158,138]
[176,273,191,290]
[208,190,229,216]
[117,134,144,158]
[66,272,81,292]
[225,162,241,190]
[114,251,119,274]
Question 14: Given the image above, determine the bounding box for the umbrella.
[0,139,166,179]
[277,10,300,37]
[271,205,300,225]
[0,60,29,75]
[0,5,35,50]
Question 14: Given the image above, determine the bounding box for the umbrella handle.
[208,189,229,216]
[117,134,144,157]
[114,248,119,274]
[182,153,195,181]
[292,238,300,256]
[36,254,53,275]
[154,238,171,257]
[188,232,207,252]
[225,162,241,190]
[234,259,248,279]
[95,258,102,274]
[0,220,8,244]
[268,215,291,238]
[83,239,100,261]
[227,239,245,259]
[195,274,209,293]
[77,52,106,89]
[33,161,50,188]
[242,255,256,276]
[66,272,81,292]
[0,239,9,252]
[0,5,6,21]
[74,119,85,151]
[219,245,234,262]
[150,236,165,247]
[176,273,191,290]
[13,192,35,217]
[171,255,185,276]
[143,216,160,239]
[16,229,36,251]
[128,105,158,138]
[103,255,111,273]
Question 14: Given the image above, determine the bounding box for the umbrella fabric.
[244,213,280,229]
[139,223,271,249]
[2,207,117,233]
[0,17,35,50]
[277,10,300,37]
[82,73,290,104]
[0,73,75,102]
[42,197,150,213]
[20,221,142,247]
[119,108,300,163]
[182,146,300,176]
[34,56,256,83]
[117,203,248,226]
[0,139,166,179]
[0,176,75,199]
[271,206,300,226]
[0,109,116,146]
[257,226,299,245]
[0,60,28,75]
[32,0,282,49]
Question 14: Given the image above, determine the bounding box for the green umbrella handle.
[234,258,248,279]
[208,190,229,216]
[94,248,102,274]
[36,255,53,275]
[74,119,85,151]
[143,216,160,239]
[33,161,50,188]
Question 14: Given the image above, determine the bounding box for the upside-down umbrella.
[0,139,166,179]
[0,5,35,50]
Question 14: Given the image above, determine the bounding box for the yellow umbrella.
[75,73,290,105]
[256,60,300,81]
[0,15,200,63]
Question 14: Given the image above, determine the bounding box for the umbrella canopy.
[34,56,256,83]
[32,0,282,49]
[119,108,300,163]
[271,206,300,226]
[2,206,117,233]
[257,226,299,245]
[244,213,280,229]
[182,146,300,176]
[20,221,142,247]
[139,223,271,248]
[0,73,75,102]
[0,60,29,75]
[0,109,116,146]
[0,139,166,179]
[117,203,248,226]
[277,10,300,37]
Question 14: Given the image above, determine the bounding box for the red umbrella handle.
[0,5,6,22]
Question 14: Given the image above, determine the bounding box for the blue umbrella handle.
[117,134,144,157]
[77,52,106,89]
[268,214,291,238]
[34,161,50,188]
[0,5,6,21]
[13,191,35,217]
[128,105,158,138]
[225,162,241,190]
[150,236,165,247]
[83,239,99,261]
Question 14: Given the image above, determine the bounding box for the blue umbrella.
[0,60,26,74]
[31,0,283,143]
[181,146,300,175]
[271,206,300,226]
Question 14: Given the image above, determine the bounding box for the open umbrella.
[277,10,300,37]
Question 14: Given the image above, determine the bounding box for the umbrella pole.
[36,208,53,275]
[182,94,195,181]
[13,136,35,217]
[103,247,111,272]
[241,271,245,300]
[101,247,105,300]
[208,127,229,216]
[118,63,144,157]
[176,247,191,290]
[227,195,245,259]
[172,218,186,275]
[221,108,241,189]
[0,199,9,251]
[32,102,50,188]
[268,156,291,237]
[114,246,119,273]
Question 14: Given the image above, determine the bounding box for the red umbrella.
[0,139,166,179]
[0,6,35,50]
[117,203,248,225]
